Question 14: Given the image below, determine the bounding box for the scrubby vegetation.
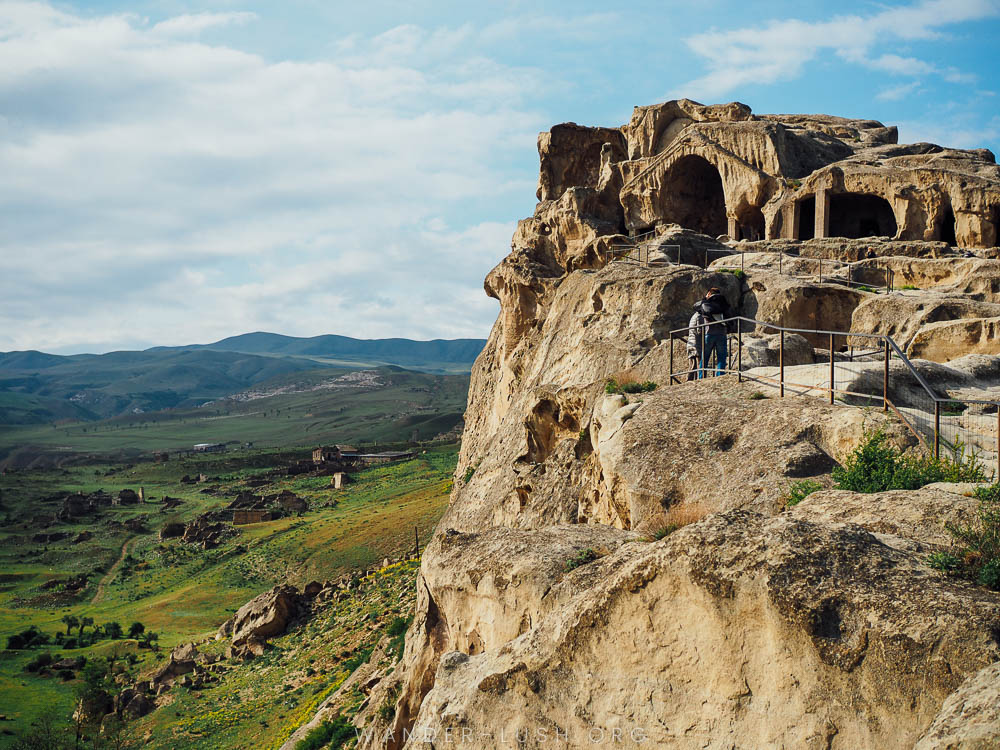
[564,548,599,571]
[294,714,355,750]
[928,483,1000,590]
[784,479,824,507]
[832,428,988,493]
[605,379,657,395]
[650,502,711,539]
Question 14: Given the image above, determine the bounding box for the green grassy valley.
[0,444,456,748]
[0,367,468,470]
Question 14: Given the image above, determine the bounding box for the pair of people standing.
[685,288,731,379]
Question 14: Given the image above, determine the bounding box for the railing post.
[779,330,785,398]
[848,263,852,287]
[737,319,742,383]
[741,251,745,273]
[934,401,941,459]
[701,325,707,380]
[829,333,835,405]
[883,339,889,412]
[669,333,674,385]
[704,247,709,268]
[779,251,782,275]
[818,257,823,284]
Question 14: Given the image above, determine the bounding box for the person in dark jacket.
[694,288,731,377]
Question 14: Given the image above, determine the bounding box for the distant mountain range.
[0,333,485,424]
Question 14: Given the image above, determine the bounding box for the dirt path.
[92,536,135,604]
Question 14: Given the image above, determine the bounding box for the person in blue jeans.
[694,288,732,377]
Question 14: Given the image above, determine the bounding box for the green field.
[0,445,456,747]
[0,367,468,469]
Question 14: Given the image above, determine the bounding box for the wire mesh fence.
[666,316,1000,478]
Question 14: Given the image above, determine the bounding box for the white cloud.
[0,3,554,352]
[875,81,922,101]
[151,12,257,36]
[674,0,999,99]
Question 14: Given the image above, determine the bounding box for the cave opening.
[797,196,816,240]
[659,155,728,237]
[828,193,897,239]
[736,206,765,241]
[939,207,957,246]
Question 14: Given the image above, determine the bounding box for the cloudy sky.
[2,0,999,354]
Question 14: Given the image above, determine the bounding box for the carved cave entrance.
[828,193,897,239]
[735,206,765,241]
[939,207,957,246]
[797,196,816,240]
[660,155,728,237]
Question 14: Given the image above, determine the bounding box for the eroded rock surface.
[354,101,1000,750]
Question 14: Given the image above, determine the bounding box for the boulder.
[742,272,869,347]
[914,661,1000,749]
[122,693,154,719]
[850,292,1000,350]
[738,331,815,368]
[227,585,303,647]
[151,643,198,687]
[908,316,1000,362]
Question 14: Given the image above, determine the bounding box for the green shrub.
[605,379,657,394]
[784,479,824,507]
[342,644,374,673]
[378,683,402,722]
[462,465,475,483]
[719,268,746,280]
[564,548,599,572]
[651,524,679,540]
[25,651,54,673]
[929,483,1000,590]
[386,616,412,662]
[294,714,355,750]
[900,284,919,290]
[747,391,767,400]
[832,429,987,493]
[941,400,967,416]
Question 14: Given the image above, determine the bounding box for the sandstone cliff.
[357,100,1000,749]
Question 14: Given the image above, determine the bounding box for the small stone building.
[233,509,273,525]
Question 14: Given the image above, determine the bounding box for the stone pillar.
[782,203,798,239]
[727,216,738,240]
[815,189,831,239]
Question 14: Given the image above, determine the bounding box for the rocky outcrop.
[914,661,1000,749]
[361,100,1000,750]
[909,317,1000,362]
[851,293,1000,351]
[218,584,307,659]
[391,512,1000,750]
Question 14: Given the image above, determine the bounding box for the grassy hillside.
[0,349,343,423]
[0,445,456,748]
[189,332,485,373]
[0,367,468,469]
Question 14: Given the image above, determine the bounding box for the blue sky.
[1,0,998,353]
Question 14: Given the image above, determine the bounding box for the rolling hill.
[0,334,484,425]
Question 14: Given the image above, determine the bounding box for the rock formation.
[354,100,1000,749]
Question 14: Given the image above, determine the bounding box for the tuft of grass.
[747,391,768,400]
[928,483,1000,590]
[650,502,710,540]
[719,268,746,280]
[564,548,600,572]
[832,428,988,494]
[784,479,824,508]
[900,284,920,290]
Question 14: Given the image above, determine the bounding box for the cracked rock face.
[358,101,1000,749]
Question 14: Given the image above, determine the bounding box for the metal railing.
[667,315,1000,474]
